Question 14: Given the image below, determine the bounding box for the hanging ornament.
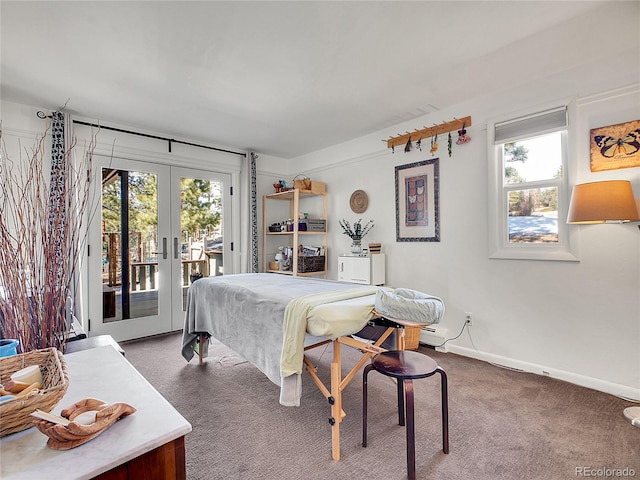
[447,132,452,157]
[392,145,395,154]
[456,123,471,144]
[416,138,422,151]
[404,136,413,152]
[430,129,439,155]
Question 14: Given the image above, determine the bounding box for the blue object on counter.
[0,339,19,357]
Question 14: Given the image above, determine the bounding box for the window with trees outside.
[488,105,578,261]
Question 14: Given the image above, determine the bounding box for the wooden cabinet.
[337,254,385,285]
[263,189,327,277]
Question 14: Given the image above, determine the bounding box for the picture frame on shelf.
[395,158,440,242]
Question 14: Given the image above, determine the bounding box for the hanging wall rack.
[384,116,472,150]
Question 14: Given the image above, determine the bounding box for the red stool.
[363,350,449,480]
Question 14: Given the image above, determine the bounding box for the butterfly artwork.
[404,175,428,226]
[594,129,640,158]
[395,158,440,242]
[590,120,640,172]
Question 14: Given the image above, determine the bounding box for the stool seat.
[363,350,448,480]
[371,350,439,380]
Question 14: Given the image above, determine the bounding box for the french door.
[169,167,232,331]
[88,158,231,341]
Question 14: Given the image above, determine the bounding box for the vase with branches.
[338,218,374,254]
[0,124,96,353]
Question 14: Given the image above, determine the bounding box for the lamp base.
[623,406,640,428]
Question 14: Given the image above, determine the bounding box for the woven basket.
[297,255,325,273]
[293,175,312,190]
[404,326,421,350]
[0,347,69,437]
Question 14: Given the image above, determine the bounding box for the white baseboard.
[446,345,640,402]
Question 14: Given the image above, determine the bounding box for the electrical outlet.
[465,312,473,326]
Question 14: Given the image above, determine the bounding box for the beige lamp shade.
[567,180,640,224]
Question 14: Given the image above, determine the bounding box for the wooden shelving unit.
[262,189,327,277]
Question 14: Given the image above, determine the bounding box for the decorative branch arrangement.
[338,218,374,240]
[384,116,472,155]
[0,125,97,353]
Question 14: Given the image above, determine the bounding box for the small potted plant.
[338,218,374,254]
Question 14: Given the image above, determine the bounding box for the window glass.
[487,103,577,261]
[507,186,558,243]
[502,131,562,244]
[503,132,562,184]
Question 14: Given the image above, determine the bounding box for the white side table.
[337,254,385,285]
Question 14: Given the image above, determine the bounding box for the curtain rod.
[71,119,247,157]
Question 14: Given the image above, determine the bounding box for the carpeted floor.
[122,332,640,480]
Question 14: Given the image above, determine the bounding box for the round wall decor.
[349,189,368,213]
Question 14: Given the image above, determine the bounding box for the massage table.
[181,273,442,460]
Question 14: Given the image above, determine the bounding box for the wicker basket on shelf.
[297,255,325,273]
[293,175,312,190]
[0,347,69,437]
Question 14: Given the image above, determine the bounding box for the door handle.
[174,237,179,259]
[161,237,168,259]
[153,237,169,259]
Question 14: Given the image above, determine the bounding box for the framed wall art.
[590,119,640,172]
[395,158,440,242]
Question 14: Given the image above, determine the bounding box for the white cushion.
[374,288,445,324]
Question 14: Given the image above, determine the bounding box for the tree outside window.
[488,104,577,261]
[501,132,563,243]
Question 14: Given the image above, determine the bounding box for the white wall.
[261,81,639,401]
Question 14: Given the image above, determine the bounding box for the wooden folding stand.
[196,315,427,461]
[303,314,428,461]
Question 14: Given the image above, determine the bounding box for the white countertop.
[0,345,192,480]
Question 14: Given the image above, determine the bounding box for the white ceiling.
[0,1,633,158]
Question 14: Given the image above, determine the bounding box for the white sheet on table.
[181,274,380,406]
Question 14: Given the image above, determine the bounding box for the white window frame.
[487,100,579,262]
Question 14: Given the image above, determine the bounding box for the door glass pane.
[101,168,159,321]
[507,187,558,243]
[179,177,224,310]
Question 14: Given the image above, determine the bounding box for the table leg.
[362,364,373,448]
[330,341,342,461]
[397,378,406,426]
[198,334,205,365]
[405,379,416,480]
[439,367,449,454]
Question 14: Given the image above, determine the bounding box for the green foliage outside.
[102,172,159,234]
[504,142,559,216]
[102,171,221,261]
[180,178,221,240]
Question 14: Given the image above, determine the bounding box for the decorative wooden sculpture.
[32,398,136,450]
